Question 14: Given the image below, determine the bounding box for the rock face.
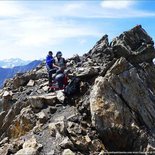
[0,25,155,154]
[112,25,155,64]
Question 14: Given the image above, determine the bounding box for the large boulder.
[7,107,36,138]
[28,93,58,110]
[90,57,152,151]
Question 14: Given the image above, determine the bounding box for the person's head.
[48,51,53,56]
[56,51,62,58]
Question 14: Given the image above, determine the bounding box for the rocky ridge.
[0,25,155,154]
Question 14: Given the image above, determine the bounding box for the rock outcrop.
[0,25,155,154]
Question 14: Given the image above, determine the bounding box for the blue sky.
[0,0,155,60]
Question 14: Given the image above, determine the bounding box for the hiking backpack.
[64,77,80,96]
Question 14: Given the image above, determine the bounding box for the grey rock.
[62,149,75,155]
[56,90,65,103]
[27,80,35,87]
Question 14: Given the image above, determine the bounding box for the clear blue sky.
[0,0,155,60]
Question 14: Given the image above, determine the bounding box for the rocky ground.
[0,25,155,154]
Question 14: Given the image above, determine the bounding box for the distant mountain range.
[0,60,42,88]
[0,58,31,68]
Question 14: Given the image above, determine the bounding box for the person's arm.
[63,58,67,68]
[52,59,60,69]
[53,63,60,69]
[46,56,51,64]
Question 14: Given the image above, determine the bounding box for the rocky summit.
[0,25,155,155]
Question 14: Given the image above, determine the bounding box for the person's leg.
[46,64,53,86]
[48,70,53,86]
[55,73,64,89]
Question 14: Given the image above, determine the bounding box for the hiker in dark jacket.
[46,51,59,86]
[55,51,67,72]
[52,51,67,89]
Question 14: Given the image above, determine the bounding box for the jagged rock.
[0,99,2,111]
[0,111,7,128]
[0,101,29,139]
[42,86,49,92]
[90,34,109,55]
[146,144,155,152]
[54,116,66,135]
[29,94,57,110]
[69,135,92,153]
[59,137,74,149]
[15,148,38,155]
[49,106,57,114]
[67,113,79,123]
[88,34,114,66]
[15,136,42,155]
[48,123,57,137]
[36,111,47,124]
[0,139,24,155]
[1,25,155,154]
[23,138,37,148]
[62,149,75,155]
[0,137,8,146]
[27,79,35,87]
[13,76,29,89]
[32,123,43,134]
[47,150,55,155]
[83,58,94,67]
[76,67,99,78]
[90,139,106,153]
[67,54,81,68]
[0,143,14,155]
[12,71,37,89]
[2,91,13,111]
[56,90,65,103]
[28,96,44,110]
[99,150,105,155]
[35,66,47,79]
[111,25,155,64]
[23,136,42,150]
[54,122,66,135]
[48,116,66,138]
[7,107,36,138]
[40,81,48,87]
[90,57,150,151]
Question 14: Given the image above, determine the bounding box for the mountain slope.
[0,60,42,88]
[0,25,155,154]
[0,58,31,68]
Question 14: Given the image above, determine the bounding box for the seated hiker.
[55,51,67,72]
[49,69,68,91]
[54,72,65,89]
[46,51,59,86]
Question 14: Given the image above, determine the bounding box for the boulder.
[7,107,36,138]
[23,136,42,150]
[36,111,47,123]
[62,149,75,155]
[56,90,65,103]
[27,80,35,87]
[2,91,13,111]
[29,94,57,109]
[59,137,74,149]
[90,57,150,151]
[15,148,38,155]
[48,116,67,138]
